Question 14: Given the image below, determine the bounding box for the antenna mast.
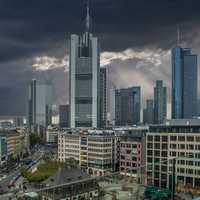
[177,26,181,46]
[86,0,90,32]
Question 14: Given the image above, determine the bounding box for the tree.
[30,133,41,147]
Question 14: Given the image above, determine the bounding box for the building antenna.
[177,26,181,46]
[86,0,90,32]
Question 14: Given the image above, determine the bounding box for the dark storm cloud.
[1,0,200,60]
[0,0,200,116]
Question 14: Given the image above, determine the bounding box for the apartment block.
[58,130,120,176]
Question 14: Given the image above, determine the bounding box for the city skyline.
[1,1,200,119]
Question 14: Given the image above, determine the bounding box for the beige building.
[58,130,120,176]
[0,128,28,158]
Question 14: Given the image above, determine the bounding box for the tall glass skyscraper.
[172,47,197,119]
[69,6,100,128]
[28,79,53,129]
[154,80,167,124]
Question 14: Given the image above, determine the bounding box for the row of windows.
[88,153,112,158]
[88,148,112,153]
[170,144,200,150]
[120,162,140,167]
[88,143,112,148]
[120,143,140,148]
[148,135,200,142]
[120,155,137,161]
[58,154,79,158]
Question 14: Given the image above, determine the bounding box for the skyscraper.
[115,87,141,126]
[59,105,70,128]
[172,47,197,119]
[143,99,154,125]
[28,79,53,130]
[69,4,100,128]
[154,80,167,124]
[100,67,107,128]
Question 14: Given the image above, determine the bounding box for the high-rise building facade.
[69,6,100,128]
[100,67,107,128]
[154,80,167,124]
[143,99,154,125]
[28,79,53,129]
[172,47,197,119]
[115,87,141,126]
[59,105,70,128]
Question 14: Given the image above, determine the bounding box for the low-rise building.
[46,126,59,144]
[0,128,28,159]
[146,119,200,195]
[120,133,146,181]
[58,129,120,176]
[40,168,99,200]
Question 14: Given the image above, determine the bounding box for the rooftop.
[43,168,90,187]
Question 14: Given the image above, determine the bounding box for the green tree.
[30,133,41,147]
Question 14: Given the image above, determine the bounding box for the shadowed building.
[115,87,141,126]
[59,105,70,128]
[154,80,167,124]
[143,99,154,125]
[100,67,107,128]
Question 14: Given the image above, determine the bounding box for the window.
[148,135,153,141]
[188,144,194,150]
[170,136,177,141]
[154,151,160,157]
[162,136,168,142]
[178,136,185,141]
[196,136,200,142]
[147,150,153,156]
[155,136,160,142]
[147,143,153,148]
[154,143,160,149]
[162,143,168,150]
[187,136,194,142]
[161,151,167,157]
[147,157,152,162]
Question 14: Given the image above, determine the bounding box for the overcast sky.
[1,0,200,118]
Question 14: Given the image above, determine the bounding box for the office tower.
[143,99,154,125]
[69,5,100,128]
[115,87,141,126]
[100,67,107,127]
[154,80,167,124]
[28,79,53,129]
[59,105,70,128]
[172,47,197,119]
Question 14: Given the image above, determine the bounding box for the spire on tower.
[177,26,181,46]
[86,0,90,32]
